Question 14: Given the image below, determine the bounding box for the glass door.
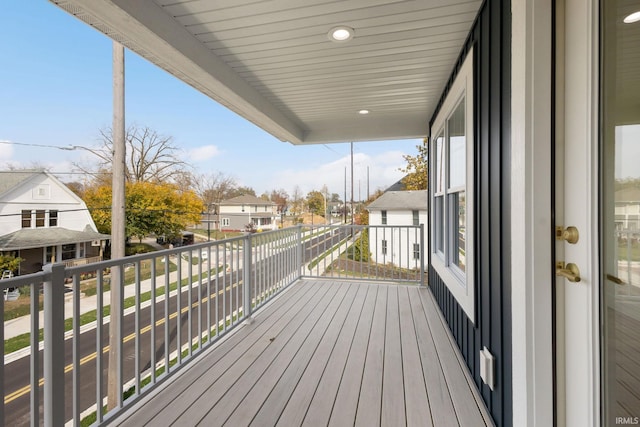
[600,0,640,424]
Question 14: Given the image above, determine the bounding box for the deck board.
[112,280,492,427]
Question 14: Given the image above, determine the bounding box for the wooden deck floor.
[109,279,492,427]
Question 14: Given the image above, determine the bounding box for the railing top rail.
[0,269,49,289]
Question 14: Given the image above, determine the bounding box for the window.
[381,210,387,225]
[46,246,56,263]
[413,243,420,260]
[412,210,419,226]
[61,244,76,260]
[35,210,45,227]
[222,218,230,227]
[430,48,475,322]
[381,239,388,255]
[49,210,58,227]
[22,210,31,228]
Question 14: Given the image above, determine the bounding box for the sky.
[0,1,422,200]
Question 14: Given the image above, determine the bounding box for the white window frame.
[430,49,475,323]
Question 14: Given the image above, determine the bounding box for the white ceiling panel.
[50,0,483,144]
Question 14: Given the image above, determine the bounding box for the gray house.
[216,195,277,232]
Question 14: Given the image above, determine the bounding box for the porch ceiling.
[50,0,482,144]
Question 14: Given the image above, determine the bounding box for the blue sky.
[0,1,421,199]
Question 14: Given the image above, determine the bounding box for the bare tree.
[75,125,191,183]
[269,188,289,214]
[290,185,304,216]
[191,172,237,211]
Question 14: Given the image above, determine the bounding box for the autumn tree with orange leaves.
[84,181,203,243]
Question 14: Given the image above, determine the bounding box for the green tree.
[84,181,203,242]
[0,255,23,274]
[398,140,428,190]
[306,190,325,216]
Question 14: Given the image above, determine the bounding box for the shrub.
[347,230,370,262]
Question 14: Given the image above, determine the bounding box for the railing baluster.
[43,263,65,427]
[164,254,170,374]
[135,261,141,396]
[73,272,81,424]
[223,243,227,332]
[150,258,156,384]
[243,232,252,319]
[29,280,39,427]
[187,250,193,358]
[176,251,182,364]
[420,224,426,286]
[96,271,104,423]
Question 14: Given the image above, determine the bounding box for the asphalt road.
[3,228,348,426]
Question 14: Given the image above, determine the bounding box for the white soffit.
[50,0,482,145]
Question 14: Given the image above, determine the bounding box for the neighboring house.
[0,170,109,275]
[367,190,428,271]
[216,195,277,232]
[615,187,640,232]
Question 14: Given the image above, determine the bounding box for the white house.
[0,170,109,274]
[367,190,428,271]
[216,194,277,232]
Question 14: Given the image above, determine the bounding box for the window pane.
[434,196,444,254]
[22,210,31,228]
[434,132,445,193]
[449,191,466,272]
[448,98,466,189]
[382,210,387,225]
[412,210,419,226]
[35,210,45,227]
[49,210,58,227]
[61,243,76,260]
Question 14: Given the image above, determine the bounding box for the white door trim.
[561,0,601,425]
[510,1,554,426]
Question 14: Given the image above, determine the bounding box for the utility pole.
[343,167,347,223]
[108,41,126,411]
[350,142,354,226]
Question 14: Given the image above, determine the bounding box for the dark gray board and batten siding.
[428,1,512,426]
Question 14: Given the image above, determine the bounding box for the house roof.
[0,226,110,251]
[0,171,43,199]
[222,195,275,206]
[50,0,483,145]
[616,187,640,203]
[366,190,428,211]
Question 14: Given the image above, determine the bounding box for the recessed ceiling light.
[358,109,370,115]
[624,11,640,23]
[328,26,355,42]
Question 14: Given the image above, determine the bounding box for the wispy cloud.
[187,145,220,162]
[0,143,14,161]
[265,150,407,198]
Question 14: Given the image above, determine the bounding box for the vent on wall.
[33,185,50,200]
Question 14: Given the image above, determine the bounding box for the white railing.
[0,224,424,426]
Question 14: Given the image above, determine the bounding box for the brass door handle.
[556,262,581,283]
[556,226,579,244]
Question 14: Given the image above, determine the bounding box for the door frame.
[511,0,601,426]
[555,0,602,425]
[510,1,555,426]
